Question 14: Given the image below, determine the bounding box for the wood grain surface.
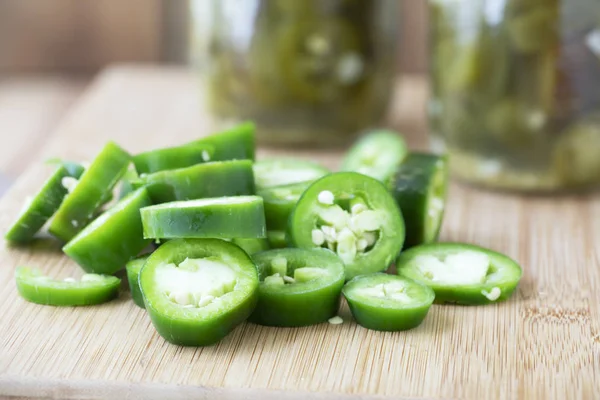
[0,66,599,400]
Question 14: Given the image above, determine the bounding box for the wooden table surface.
[0,66,599,400]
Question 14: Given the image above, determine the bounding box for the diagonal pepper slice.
[15,267,120,306]
[249,248,345,327]
[139,238,259,346]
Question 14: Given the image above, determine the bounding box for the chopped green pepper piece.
[267,230,288,249]
[141,196,267,239]
[15,267,120,306]
[396,243,523,305]
[388,153,449,248]
[5,166,70,243]
[117,165,140,200]
[193,122,256,161]
[342,273,434,331]
[48,142,131,242]
[63,188,152,275]
[232,238,270,255]
[126,255,150,308]
[46,158,85,179]
[288,172,405,281]
[249,248,344,327]
[139,238,259,346]
[133,143,215,175]
[258,180,311,230]
[341,130,408,182]
[135,160,256,204]
[253,159,329,190]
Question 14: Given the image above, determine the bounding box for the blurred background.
[0,0,425,195]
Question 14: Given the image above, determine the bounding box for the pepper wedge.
[15,267,120,306]
[139,238,259,346]
[249,248,345,327]
[288,172,405,281]
[396,243,523,305]
[63,188,152,275]
[342,273,434,331]
[48,142,131,242]
[141,196,266,239]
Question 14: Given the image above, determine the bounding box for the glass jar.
[429,0,600,192]
[197,0,398,147]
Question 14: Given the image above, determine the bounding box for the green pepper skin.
[267,231,288,249]
[141,196,267,239]
[5,166,70,243]
[140,239,259,346]
[250,248,345,327]
[232,238,270,255]
[341,130,408,182]
[49,142,131,242]
[126,255,150,308]
[396,243,523,305]
[288,172,405,281]
[63,188,152,275]
[342,273,434,331]
[388,153,449,248]
[133,143,215,175]
[258,181,312,230]
[138,160,256,204]
[253,159,329,190]
[15,267,121,306]
[194,122,256,161]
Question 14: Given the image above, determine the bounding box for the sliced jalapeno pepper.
[141,196,266,239]
[139,238,259,346]
[63,188,152,275]
[258,180,311,230]
[288,172,405,281]
[249,248,344,327]
[117,165,140,200]
[396,243,523,305]
[5,166,71,243]
[133,143,215,175]
[267,231,287,249]
[194,122,256,161]
[388,153,449,248]
[232,238,270,255]
[126,255,149,308]
[15,267,120,306]
[253,159,329,190]
[48,142,131,242]
[46,158,85,179]
[135,160,255,204]
[342,273,434,331]
[341,130,408,182]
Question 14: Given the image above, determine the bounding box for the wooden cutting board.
[0,66,599,400]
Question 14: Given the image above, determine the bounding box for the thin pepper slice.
[141,196,267,239]
[253,158,329,190]
[193,122,256,161]
[388,153,449,248]
[63,188,152,275]
[133,143,215,175]
[139,238,259,346]
[288,172,405,281]
[135,160,256,204]
[249,248,345,327]
[396,243,523,305]
[342,273,434,331]
[15,267,120,306]
[126,255,150,308]
[258,180,312,230]
[341,130,408,182]
[5,166,71,243]
[48,142,131,242]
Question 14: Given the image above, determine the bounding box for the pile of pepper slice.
[6,124,523,346]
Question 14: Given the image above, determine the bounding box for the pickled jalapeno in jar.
[203,0,398,146]
[429,0,600,191]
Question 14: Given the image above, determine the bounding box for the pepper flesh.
[15,267,120,306]
[139,238,259,346]
[249,248,345,327]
